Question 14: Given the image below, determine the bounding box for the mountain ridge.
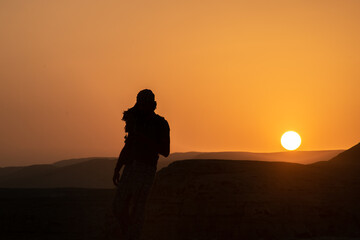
[0,149,347,188]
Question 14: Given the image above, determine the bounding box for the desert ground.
[1,144,359,239]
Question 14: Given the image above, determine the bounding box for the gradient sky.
[1,0,360,166]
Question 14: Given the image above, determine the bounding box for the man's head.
[136,89,157,113]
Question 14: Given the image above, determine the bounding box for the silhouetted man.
[113,89,170,240]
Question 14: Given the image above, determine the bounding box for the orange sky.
[1,0,360,166]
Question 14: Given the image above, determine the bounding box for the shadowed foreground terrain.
[144,159,360,240]
[1,144,359,240]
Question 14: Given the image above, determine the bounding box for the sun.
[281,131,301,151]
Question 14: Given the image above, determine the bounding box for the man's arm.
[114,143,129,172]
[113,140,131,186]
[158,120,170,157]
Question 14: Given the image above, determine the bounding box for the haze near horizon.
[1,0,360,166]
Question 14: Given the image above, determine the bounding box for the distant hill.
[0,149,344,188]
[52,157,114,167]
[0,166,24,177]
[0,158,116,188]
[183,150,343,164]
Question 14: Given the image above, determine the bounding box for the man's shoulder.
[154,114,169,129]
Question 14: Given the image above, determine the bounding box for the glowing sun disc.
[281,131,301,150]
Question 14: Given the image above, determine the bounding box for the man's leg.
[128,168,156,240]
[113,165,134,239]
[113,188,132,238]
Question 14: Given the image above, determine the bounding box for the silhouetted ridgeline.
[0,157,116,188]
[0,150,342,188]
